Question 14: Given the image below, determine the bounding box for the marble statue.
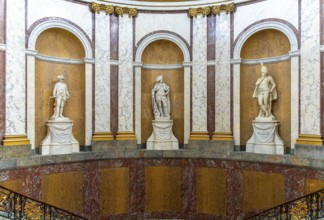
[147,75,178,150]
[51,75,70,120]
[252,62,277,119]
[247,62,284,155]
[152,75,170,119]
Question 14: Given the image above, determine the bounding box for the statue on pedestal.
[252,62,277,119]
[147,75,178,150]
[152,75,170,119]
[51,75,70,120]
[40,74,79,155]
[246,63,284,155]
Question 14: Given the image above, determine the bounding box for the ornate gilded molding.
[91,2,114,15]
[289,200,308,220]
[115,6,138,17]
[212,3,235,15]
[188,7,211,17]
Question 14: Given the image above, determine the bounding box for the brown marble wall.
[240,29,291,147]
[0,52,5,142]
[0,0,5,43]
[35,28,85,147]
[141,40,184,144]
[0,158,322,220]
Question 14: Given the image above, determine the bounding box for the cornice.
[85,0,252,11]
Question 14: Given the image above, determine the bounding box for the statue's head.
[260,62,268,76]
[57,75,65,81]
[156,75,163,82]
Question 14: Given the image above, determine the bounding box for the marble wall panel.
[95,13,111,132]
[196,167,226,215]
[135,13,190,46]
[192,15,207,132]
[240,30,291,147]
[99,167,129,215]
[0,52,5,141]
[215,13,231,133]
[27,0,92,40]
[300,0,321,134]
[41,171,84,213]
[0,0,5,43]
[234,0,298,40]
[110,65,118,137]
[118,16,134,132]
[207,66,215,136]
[0,179,23,194]
[0,158,322,219]
[5,0,25,135]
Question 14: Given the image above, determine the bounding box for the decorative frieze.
[91,2,114,15]
[188,7,210,17]
[212,3,235,15]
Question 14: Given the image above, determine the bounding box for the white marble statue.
[152,75,170,119]
[51,75,70,120]
[252,63,277,119]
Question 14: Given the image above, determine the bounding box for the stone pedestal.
[147,120,178,150]
[40,119,79,155]
[246,118,284,155]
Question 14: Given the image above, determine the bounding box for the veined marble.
[300,0,320,134]
[234,0,298,40]
[118,15,134,132]
[27,0,92,40]
[215,13,231,133]
[135,13,190,46]
[85,62,93,146]
[6,0,26,134]
[290,55,299,146]
[192,15,207,132]
[233,63,241,145]
[95,13,111,132]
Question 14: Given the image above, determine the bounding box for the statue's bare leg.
[263,92,270,117]
[257,94,267,116]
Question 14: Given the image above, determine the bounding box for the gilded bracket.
[212,3,235,15]
[115,6,138,17]
[188,7,211,17]
[91,2,114,15]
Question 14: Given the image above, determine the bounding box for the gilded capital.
[115,6,138,17]
[91,2,114,15]
[212,3,235,15]
[188,7,211,17]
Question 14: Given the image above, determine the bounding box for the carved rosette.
[188,7,211,17]
[91,2,114,15]
[212,3,235,15]
[115,6,137,17]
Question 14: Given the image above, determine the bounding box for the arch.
[134,32,191,145]
[135,32,190,63]
[233,20,298,59]
[28,18,92,58]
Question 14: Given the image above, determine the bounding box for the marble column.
[213,12,233,141]
[92,12,113,142]
[2,0,30,146]
[296,0,323,145]
[116,15,136,140]
[232,59,241,146]
[190,14,209,140]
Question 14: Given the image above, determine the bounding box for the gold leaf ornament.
[24,201,42,220]
[188,7,211,17]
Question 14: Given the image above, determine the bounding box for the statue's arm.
[53,84,57,97]
[269,76,276,92]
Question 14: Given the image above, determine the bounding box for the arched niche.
[141,40,184,144]
[240,29,291,147]
[35,28,85,147]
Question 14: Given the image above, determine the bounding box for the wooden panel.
[145,166,181,212]
[42,171,83,213]
[196,167,226,215]
[240,29,291,147]
[243,171,285,212]
[35,28,85,147]
[0,179,23,194]
[141,40,184,144]
[305,179,324,194]
[99,167,129,215]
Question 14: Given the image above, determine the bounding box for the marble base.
[246,119,284,155]
[147,119,178,150]
[40,119,79,155]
